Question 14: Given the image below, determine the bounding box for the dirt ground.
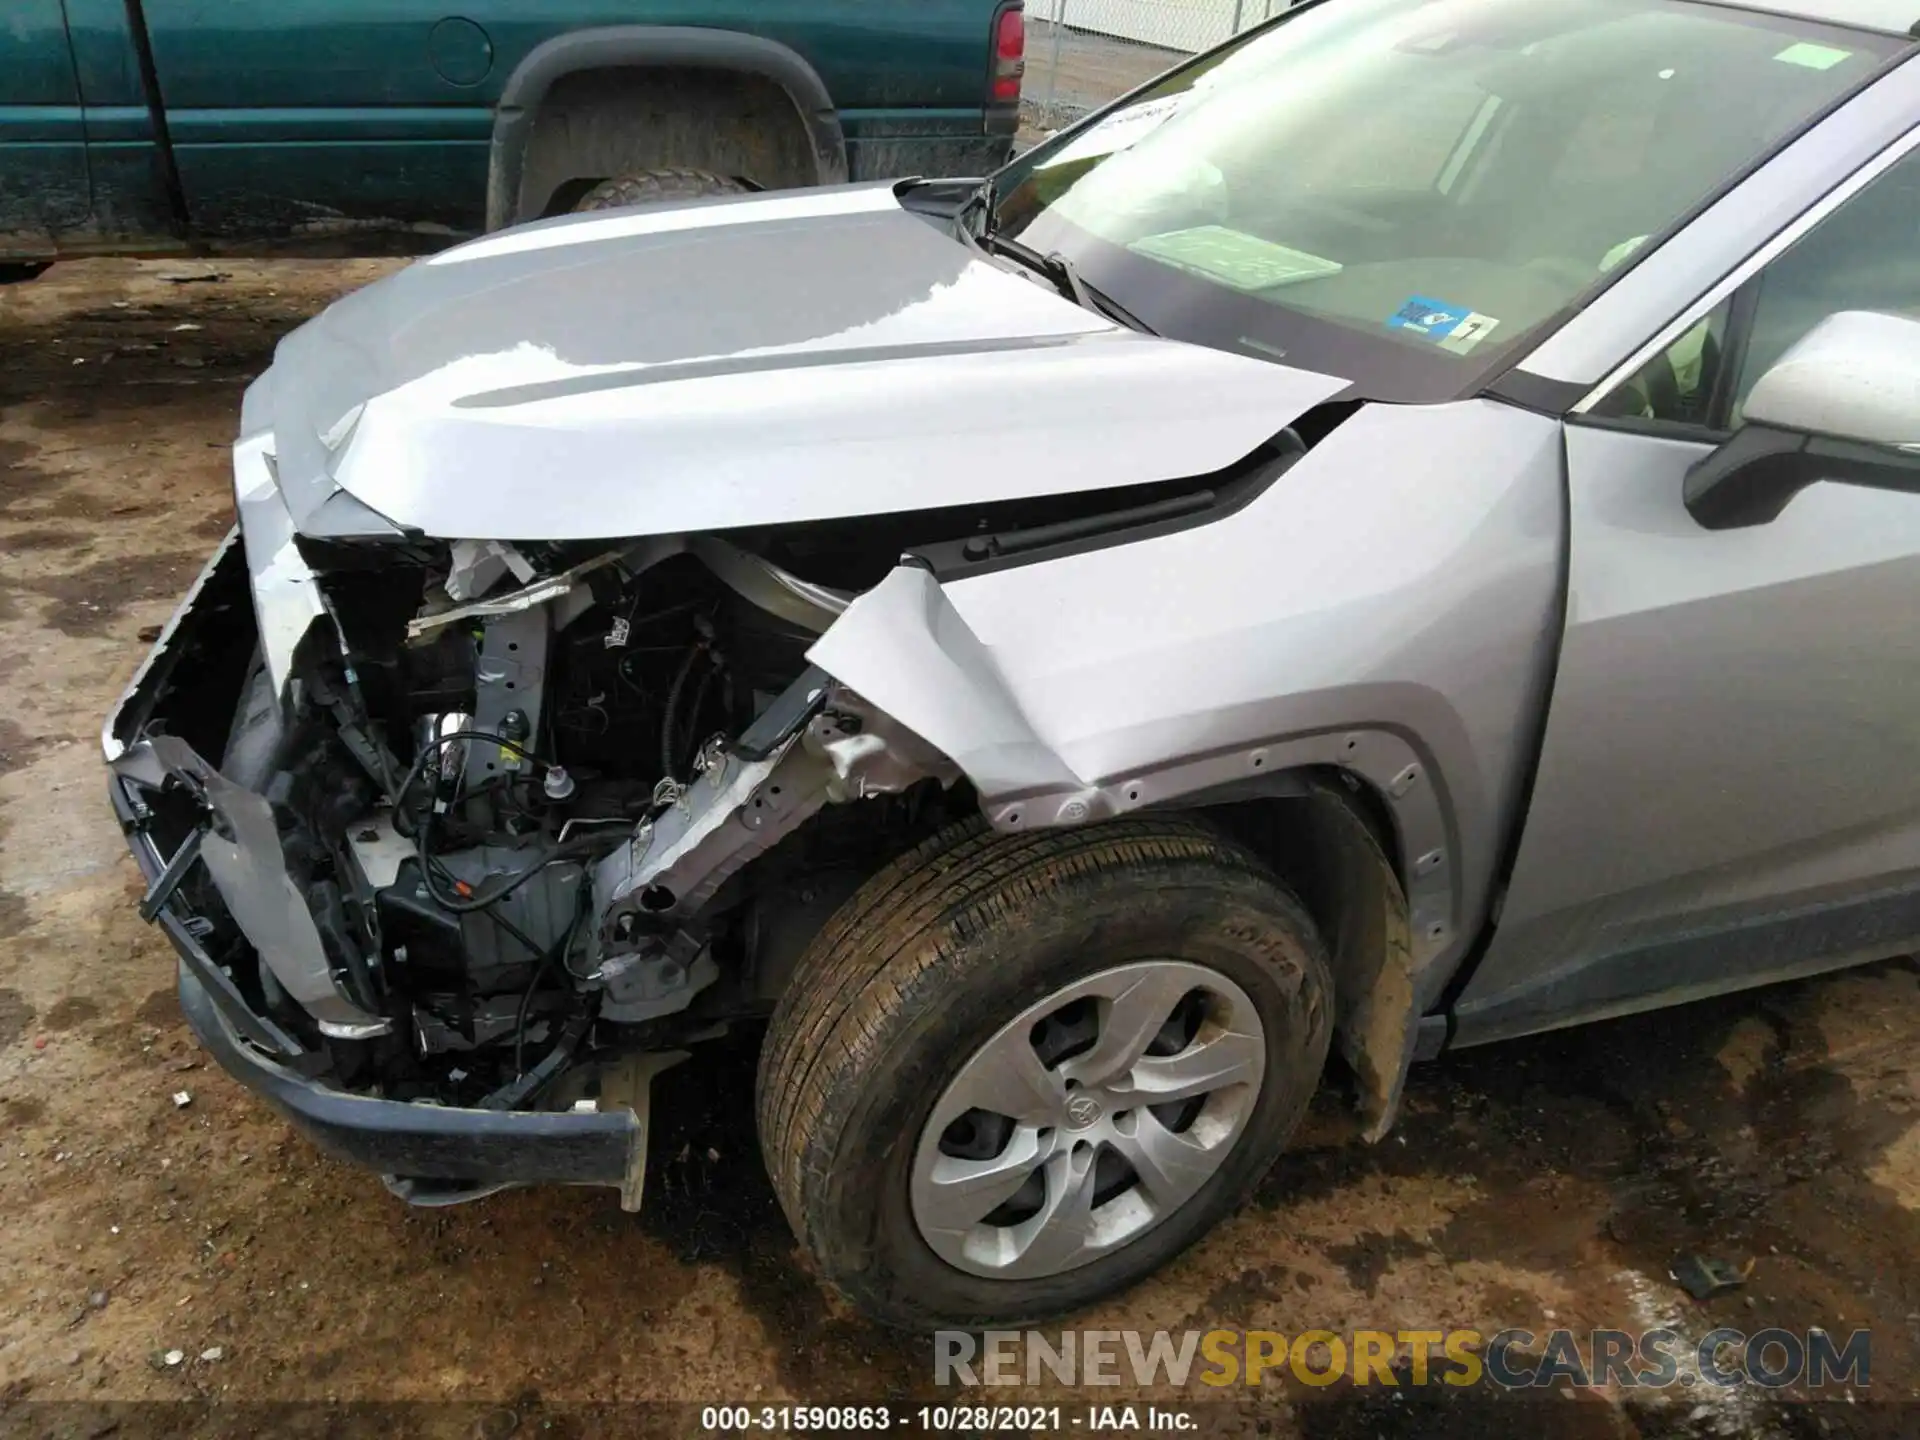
[1021,25,1187,127]
[4,260,1920,1439]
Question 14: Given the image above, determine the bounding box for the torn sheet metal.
[444,539,536,601]
[233,435,327,698]
[689,538,850,634]
[407,547,647,640]
[805,565,1084,800]
[110,735,389,1038]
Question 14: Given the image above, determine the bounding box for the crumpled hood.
[248,181,1350,541]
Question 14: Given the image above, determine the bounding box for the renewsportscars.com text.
[934,1327,1871,1390]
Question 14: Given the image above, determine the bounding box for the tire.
[756,815,1333,1329]
[571,168,749,213]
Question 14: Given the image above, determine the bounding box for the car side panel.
[1452,423,1920,1046]
[53,0,184,250]
[0,0,91,255]
[136,1,1003,113]
[132,1,1005,238]
[811,399,1568,1007]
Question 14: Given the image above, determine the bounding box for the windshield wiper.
[977,231,1156,335]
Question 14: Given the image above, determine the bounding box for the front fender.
[806,399,1568,1011]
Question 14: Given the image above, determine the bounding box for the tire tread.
[757,817,1324,1288]
[573,168,749,211]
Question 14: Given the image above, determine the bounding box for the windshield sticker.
[1774,42,1852,71]
[1129,226,1342,291]
[1388,296,1501,354]
[1039,95,1188,171]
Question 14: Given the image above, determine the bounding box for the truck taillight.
[992,5,1025,104]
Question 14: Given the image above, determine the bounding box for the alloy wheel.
[908,960,1267,1280]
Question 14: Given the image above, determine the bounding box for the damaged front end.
[103,491,1015,1204]
[106,180,1453,1208]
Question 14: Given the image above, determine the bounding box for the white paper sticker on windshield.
[1440,312,1501,354]
[1129,226,1342,290]
[1038,95,1187,170]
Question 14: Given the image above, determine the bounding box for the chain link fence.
[1022,0,1296,133]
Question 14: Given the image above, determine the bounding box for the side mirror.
[1683,310,1920,530]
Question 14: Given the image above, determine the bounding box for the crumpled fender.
[808,564,1425,1139]
[806,565,1083,800]
[801,399,1569,1135]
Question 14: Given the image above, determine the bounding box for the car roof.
[1715,0,1919,36]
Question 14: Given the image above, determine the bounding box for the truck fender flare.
[486,26,850,230]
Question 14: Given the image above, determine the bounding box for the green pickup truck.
[1,0,1024,267]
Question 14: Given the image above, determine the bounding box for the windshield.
[990,0,1898,401]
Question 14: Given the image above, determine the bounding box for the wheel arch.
[807,565,1473,1137]
[486,27,850,229]
[1193,771,1422,1141]
[976,742,1453,1142]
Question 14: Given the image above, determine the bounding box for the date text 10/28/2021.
[700,1407,1195,1432]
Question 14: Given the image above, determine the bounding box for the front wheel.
[756,816,1332,1329]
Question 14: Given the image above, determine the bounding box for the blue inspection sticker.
[1388,295,1500,354]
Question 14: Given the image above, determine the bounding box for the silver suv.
[105,0,1920,1328]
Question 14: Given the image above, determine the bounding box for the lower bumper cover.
[175,960,644,1199]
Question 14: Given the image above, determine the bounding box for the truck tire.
[572,168,750,212]
[756,815,1333,1329]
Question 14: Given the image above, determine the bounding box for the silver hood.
[246,181,1350,541]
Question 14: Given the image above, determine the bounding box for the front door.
[1454,127,1920,1046]
[132,0,494,239]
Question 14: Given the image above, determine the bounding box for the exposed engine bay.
[103,391,1349,1108]
[98,164,1378,1213]
[106,397,1339,1154]
[196,526,1000,1111]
